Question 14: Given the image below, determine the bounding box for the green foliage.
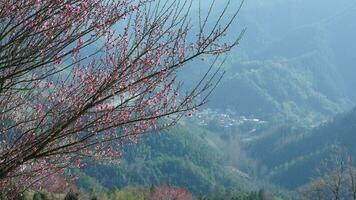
[107,187,144,200]
[246,108,356,189]
[208,59,343,125]
[64,191,79,200]
[23,187,284,200]
[199,187,277,200]
[79,124,247,195]
[33,192,49,200]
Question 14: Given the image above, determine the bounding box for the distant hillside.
[182,0,356,125]
[245,107,356,189]
[77,123,252,195]
[209,56,345,124]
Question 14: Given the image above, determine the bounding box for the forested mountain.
[245,107,356,189]
[184,0,356,124]
[206,1,356,190]
[78,123,252,195]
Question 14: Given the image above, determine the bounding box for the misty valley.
[1,0,356,199]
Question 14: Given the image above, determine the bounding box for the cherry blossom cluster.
[0,0,241,194]
[148,185,193,200]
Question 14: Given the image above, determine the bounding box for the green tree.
[64,191,79,200]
